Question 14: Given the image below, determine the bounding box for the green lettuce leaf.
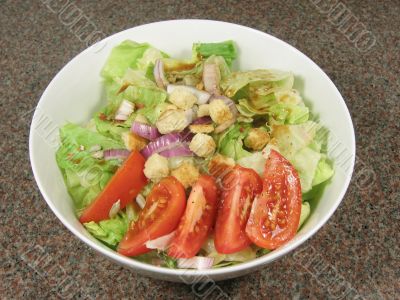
[312,156,334,186]
[237,151,266,176]
[202,238,256,266]
[268,102,309,124]
[136,47,168,71]
[271,121,317,157]
[217,123,251,161]
[84,212,129,247]
[193,40,237,65]
[93,112,131,143]
[204,55,232,80]
[101,40,152,82]
[221,69,294,99]
[100,41,168,127]
[56,124,123,214]
[236,88,309,127]
[163,41,236,84]
[161,43,200,74]
[164,61,203,85]
[271,121,333,192]
[101,69,167,126]
[299,202,311,229]
[290,147,322,193]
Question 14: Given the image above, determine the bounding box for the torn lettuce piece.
[122,68,160,88]
[236,99,261,117]
[193,40,237,66]
[236,88,309,126]
[158,252,178,269]
[94,117,130,144]
[312,156,334,186]
[201,238,256,266]
[57,123,124,152]
[84,212,129,247]
[164,61,203,85]
[217,123,251,161]
[270,121,333,192]
[204,55,232,80]
[299,202,311,229]
[256,247,271,257]
[290,147,322,193]
[100,41,168,125]
[268,102,309,124]
[271,121,318,158]
[56,124,123,214]
[212,261,240,268]
[163,41,236,83]
[268,89,309,124]
[136,47,168,71]
[237,151,266,176]
[120,70,167,124]
[221,69,294,99]
[161,43,200,74]
[102,69,167,125]
[101,40,152,82]
[137,101,171,125]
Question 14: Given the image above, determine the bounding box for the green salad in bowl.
[56,40,333,270]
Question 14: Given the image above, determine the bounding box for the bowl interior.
[30,20,355,281]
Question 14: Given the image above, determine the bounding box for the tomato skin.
[79,151,147,223]
[117,176,186,256]
[214,166,262,254]
[246,150,302,250]
[168,175,218,258]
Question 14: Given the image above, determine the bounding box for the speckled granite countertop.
[1,0,399,299]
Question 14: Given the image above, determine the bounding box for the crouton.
[171,161,200,188]
[143,153,169,181]
[189,124,214,134]
[244,128,270,151]
[189,133,216,157]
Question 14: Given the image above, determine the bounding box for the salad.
[56,40,334,269]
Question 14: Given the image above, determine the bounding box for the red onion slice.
[140,133,184,158]
[203,64,220,95]
[177,257,214,270]
[154,59,169,89]
[159,145,193,158]
[179,128,194,142]
[145,231,176,251]
[131,121,160,140]
[167,84,211,105]
[104,149,131,160]
[192,116,212,125]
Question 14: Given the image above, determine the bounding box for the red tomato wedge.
[168,175,218,258]
[117,176,186,256]
[79,151,147,223]
[215,166,262,254]
[246,150,302,250]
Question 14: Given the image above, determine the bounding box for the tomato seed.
[277,218,286,226]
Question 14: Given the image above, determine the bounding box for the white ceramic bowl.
[29,20,355,282]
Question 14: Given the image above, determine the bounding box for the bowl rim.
[29,19,355,278]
